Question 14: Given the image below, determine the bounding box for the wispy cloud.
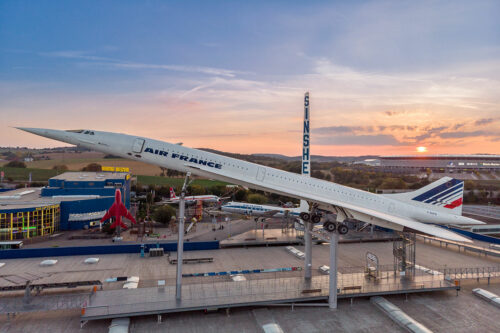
[474,118,495,126]
[316,134,402,146]
[439,130,495,139]
[41,50,248,77]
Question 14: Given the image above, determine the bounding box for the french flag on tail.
[385,177,465,215]
[411,178,464,209]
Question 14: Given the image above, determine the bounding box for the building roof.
[380,154,500,160]
[0,187,112,211]
[51,171,129,181]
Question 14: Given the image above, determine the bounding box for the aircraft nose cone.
[15,127,75,145]
[15,127,49,136]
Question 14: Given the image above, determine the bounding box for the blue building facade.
[42,172,131,230]
[0,171,133,239]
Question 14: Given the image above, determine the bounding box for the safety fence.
[5,264,500,316]
[1,293,90,313]
[439,266,500,280]
[83,273,454,319]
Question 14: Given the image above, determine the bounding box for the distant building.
[353,159,381,167]
[379,155,500,172]
[0,171,131,241]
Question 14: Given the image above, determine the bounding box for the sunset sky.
[1,1,499,156]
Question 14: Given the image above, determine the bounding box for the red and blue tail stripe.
[412,178,464,209]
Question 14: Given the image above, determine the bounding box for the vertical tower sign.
[302,92,312,280]
[302,92,310,176]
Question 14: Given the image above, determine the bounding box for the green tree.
[247,193,268,204]
[464,191,477,204]
[5,160,26,168]
[379,178,407,189]
[101,222,115,235]
[234,188,248,201]
[189,184,206,195]
[81,163,102,171]
[464,180,475,190]
[153,205,176,225]
[52,164,68,172]
[311,170,325,179]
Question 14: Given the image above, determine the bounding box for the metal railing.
[82,269,454,318]
[439,266,500,279]
[1,293,90,313]
[6,264,500,317]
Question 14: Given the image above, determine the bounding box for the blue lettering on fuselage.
[145,147,169,157]
[144,147,222,169]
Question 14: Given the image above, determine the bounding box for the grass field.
[136,175,229,187]
[0,151,162,176]
[26,157,162,176]
[0,167,58,182]
[0,166,230,187]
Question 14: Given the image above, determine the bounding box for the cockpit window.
[66,129,94,135]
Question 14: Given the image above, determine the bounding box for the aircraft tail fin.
[385,177,464,215]
[169,187,177,199]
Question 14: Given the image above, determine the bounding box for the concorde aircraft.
[17,127,484,242]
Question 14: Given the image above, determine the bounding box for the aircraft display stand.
[304,221,313,281]
[329,231,338,310]
[302,214,338,309]
[393,232,416,278]
[176,172,192,301]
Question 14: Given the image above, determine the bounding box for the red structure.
[101,189,136,229]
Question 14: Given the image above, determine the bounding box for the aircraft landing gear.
[311,214,321,224]
[323,221,336,232]
[337,223,348,235]
[299,212,311,221]
[322,222,349,235]
[299,212,321,224]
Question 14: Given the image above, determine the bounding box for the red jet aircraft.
[101,189,136,229]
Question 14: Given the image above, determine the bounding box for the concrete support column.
[176,173,191,301]
[304,221,313,280]
[175,190,185,301]
[329,232,338,310]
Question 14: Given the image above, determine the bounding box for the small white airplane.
[162,187,222,205]
[221,200,309,221]
[17,126,483,243]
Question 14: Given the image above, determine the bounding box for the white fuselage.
[18,129,481,235]
[221,202,302,218]
[168,195,220,205]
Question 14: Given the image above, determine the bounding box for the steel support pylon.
[304,221,313,280]
[176,172,191,301]
[329,231,338,309]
